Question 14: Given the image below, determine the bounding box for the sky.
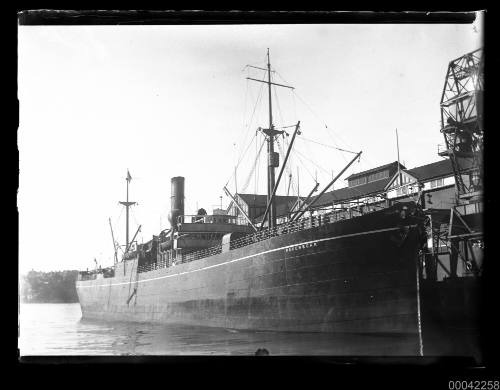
[18,18,483,273]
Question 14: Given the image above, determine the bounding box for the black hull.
[77,203,424,334]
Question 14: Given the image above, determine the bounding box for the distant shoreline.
[21,301,80,305]
[20,270,80,304]
[21,300,79,304]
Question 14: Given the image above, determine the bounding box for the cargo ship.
[77,180,426,333]
[77,184,426,333]
[76,49,482,344]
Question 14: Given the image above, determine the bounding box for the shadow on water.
[77,317,421,356]
[20,304,481,359]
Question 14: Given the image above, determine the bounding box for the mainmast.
[119,170,136,251]
[246,49,294,228]
[265,49,278,228]
[246,50,294,228]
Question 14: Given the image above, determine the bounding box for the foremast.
[119,170,136,252]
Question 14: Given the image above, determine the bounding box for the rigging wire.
[275,137,286,194]
[272,81,296,195]
[281,135,297,195]
[116,204,124,227]
[255,132,261,195]
[292,87,298,124]
[295,88,353,152]
[238,73,265,159]
[274,70,378,178]
[231,69,266,185]
[276,136,297,196]
[294,152,316,183]
[275,70,356,150]
[226,69,269,190]
[272,74,308,198]
[296,136,358,154]
[292,87,377,173]
[230,62,373,208]
[276,70,328,128]
[131,208,140,230]
[247,71,267,124]
[242,74,249,133]
[230,63,270,195]
[230,77,250,167]
[254,130,259,195]
[241,137,266,193]
[271,74,300,196]
[114,205,125,245]
[234,57,371,202]
[273,83,285,128]
[294,148,332,176]
[296,126,319,177]
[225,132,257,188]
[236,132,258,169]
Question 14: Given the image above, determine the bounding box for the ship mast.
[246,49,294,228]
[119,170,136,252]
[265,49,277,228]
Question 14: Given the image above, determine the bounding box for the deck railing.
[137,257,170,273]
[135,208,368,274]
[78,267,114,280]
[78,273,97,281]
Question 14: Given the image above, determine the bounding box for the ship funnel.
[168,176,185,229]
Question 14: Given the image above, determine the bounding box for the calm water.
[17,303,481,360]
[18,303,428,356]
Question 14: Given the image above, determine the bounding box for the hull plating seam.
[78,225,412,288]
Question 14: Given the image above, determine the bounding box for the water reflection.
[77,316,420,356]
[19,303,479,358]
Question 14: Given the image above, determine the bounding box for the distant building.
[299,159,456,216]
[227,159,458,226]
[386,159,456,209]
[301,161,406,215]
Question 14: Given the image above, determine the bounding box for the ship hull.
[77,204,423,334]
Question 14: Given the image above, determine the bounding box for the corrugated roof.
[236,159,458,214]
[311,177,392,207]
[312,159,456,209]
[346,161,406,180]
[406,159,454,181]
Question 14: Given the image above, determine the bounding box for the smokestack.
[168,176,185,230]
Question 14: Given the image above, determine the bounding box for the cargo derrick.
[439,48,483,201]
[437,48,484,278]
[419,49,484,355]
